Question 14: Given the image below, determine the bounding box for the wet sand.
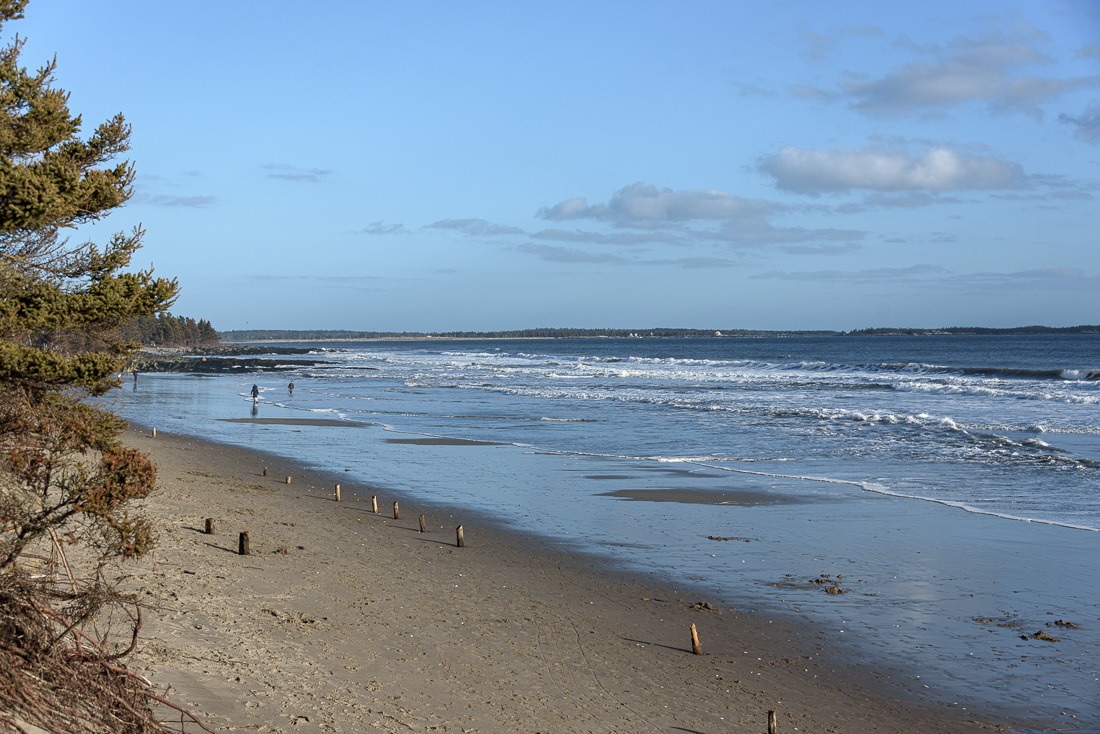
[599,488,805,505]
[122,427,1018,733]
[384,437,505,446]
[220,418,368,427]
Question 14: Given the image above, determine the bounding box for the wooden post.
[690,623,703,655]
[392,501,400,520]
[151,427,157,438]
[456,525,465,548]
[204,518,215,535]
[334,484,341,502]
[238,531,250,556]
[286,475,292,485]
[372,496,378,514]
[768,710,777,734]
[418,514,427,533]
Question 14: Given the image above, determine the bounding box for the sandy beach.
[118,424,1018,734]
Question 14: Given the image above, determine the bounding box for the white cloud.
[427,218,526,236]
[993,75,1100,116]
[1078,44,1100,60]
[956,267,1099,291]
[358,221,408,236]
[760,146,1024,195]
[798,24,882,62]
[837,34,1100,118]
[419,184,868,271]
[787,84,835,103]
[538,183,777,227]
[531,183,867,253]
[837,191,966,213]
[261,164,333,183]
[1058,103,1100,144]
[536,197,593,220]
[847,61,1001,114]
[141,194,216,208]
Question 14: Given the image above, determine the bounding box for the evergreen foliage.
[119,312,219,346]
[846,324,1100,336]
[0,3,188,728]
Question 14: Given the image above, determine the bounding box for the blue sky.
[14,1,1100,331]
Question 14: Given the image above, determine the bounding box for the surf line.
[680,459,872,490]
[524,445,872,490]
[684,459,1100,533]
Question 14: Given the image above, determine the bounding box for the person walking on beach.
[251,384,259,400]
[288,381,295,395]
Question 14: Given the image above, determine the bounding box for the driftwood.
[0,533,214,733]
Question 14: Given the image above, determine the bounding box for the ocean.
[110,334,1100,728]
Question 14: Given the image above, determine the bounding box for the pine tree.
[0,2,182,725]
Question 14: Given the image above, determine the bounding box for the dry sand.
[121,427,1014,734]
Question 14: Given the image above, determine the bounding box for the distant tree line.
[220,324,1100,342]
[119,313,220,346]
[847,325,1100,336]
[426,327,814,338]
[219,327,838,341]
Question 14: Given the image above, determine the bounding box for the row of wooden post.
[199,449,778,730]
[225,475,468,549]
[690,624,779,731]
[211,524,772,729]
[354,488,464,547]
[211,460,778,730]
[203,518,250,555]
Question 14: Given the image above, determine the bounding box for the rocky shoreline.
[131,344,328,374]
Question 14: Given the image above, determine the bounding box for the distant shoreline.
[130,328,1100,373]
[218,325,1100,342]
